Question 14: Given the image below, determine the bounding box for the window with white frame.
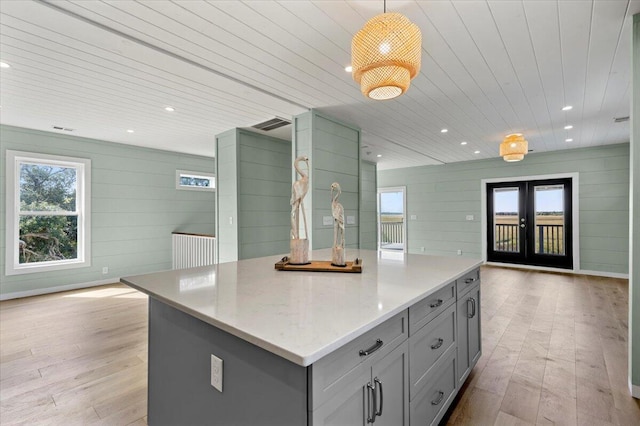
[5,150,91,275]
[176,170,215,191]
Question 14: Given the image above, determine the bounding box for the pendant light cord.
[384,0,386,13]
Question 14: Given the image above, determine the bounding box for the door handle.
[467,298,476,318]
[374,377,383,417]
[431,390,445,406]
[367,382,376,423]
[429,299,443,308]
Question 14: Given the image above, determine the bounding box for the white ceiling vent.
[251,117,291,131]
[613,116,629,123]
[52,126,75,132]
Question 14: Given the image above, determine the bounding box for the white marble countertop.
[121,249,481,366]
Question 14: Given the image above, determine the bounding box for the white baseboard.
[0,278,120,301]
[484,262,628,279]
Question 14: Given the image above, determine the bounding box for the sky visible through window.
[380,192,403,214]
[495,187,564,213]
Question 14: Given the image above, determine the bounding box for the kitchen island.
[122,249,482,426]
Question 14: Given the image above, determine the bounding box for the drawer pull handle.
[430,338,444,350]
[360,339,383,357]
[431,391,445,406]
[464,277,476,284]
[429,299,443,308]
[366,382,376,423]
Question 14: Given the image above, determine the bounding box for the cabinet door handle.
[430,338,444,350]
[464,277,476,284]
[366,382,376,423]
[467,297,476,318]
[359,339,383,357]
[431,390,445,406]
[429,299,443,308]
[374,377,383,417]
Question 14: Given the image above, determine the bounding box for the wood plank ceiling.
[0,0,637,170]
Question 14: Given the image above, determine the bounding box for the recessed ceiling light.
[565,138,573,142]
[377,154,382,158]
[441,128,448,133]
[460,141,467,145]
[165,106,175,112]
[562,105,572,111]
[345,65,353,72]
[127,129,134,133]
[564,125,573,130]
[474,150,480,154]
[0,62,10,69]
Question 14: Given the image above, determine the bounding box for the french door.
[487,178,573,269]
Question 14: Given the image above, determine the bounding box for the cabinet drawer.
[309,309,408,410]
[456,268,480,297]
[409,304,455,399]
[409,281,455,335]
[410,349,457,426]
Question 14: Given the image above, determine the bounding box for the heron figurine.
[290,155,309,240]
[331,182,346,266]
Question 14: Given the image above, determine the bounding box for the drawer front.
[409,349,457,426]
[409,281,455,335]
[310,309,408,410]
[456,268,480,297]
[409,304,456,399]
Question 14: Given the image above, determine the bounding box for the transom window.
[5,151,91,275]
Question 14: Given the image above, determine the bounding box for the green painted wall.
[293,110,361,250]
[0,125,215,297]
[215,128,291,262]
[379,144,630,275]
[629,13,639,397]
[360,161,377,250]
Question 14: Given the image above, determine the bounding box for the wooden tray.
[275,257,362,273]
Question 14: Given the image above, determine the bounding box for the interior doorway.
[378,187,406,252]
[486,177,574,269]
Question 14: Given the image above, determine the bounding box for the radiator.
[172,233,216,269]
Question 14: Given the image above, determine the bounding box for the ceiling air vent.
[251,117,291,131]
[52,126,75,131]
[614,116,629,123]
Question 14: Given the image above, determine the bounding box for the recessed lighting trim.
[565,138,573,142]
[345,65,353,72]
[564,125,573,130]
[127,129,134,133]
[474,150,480,154]
[165,106,175,112]
[562,105,572,111]
[377,154,382,158]
[460,141,467,145]
[441,128,448,133]
[0,62,10,69]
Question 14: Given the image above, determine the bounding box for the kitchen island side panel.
[148,298,308,426]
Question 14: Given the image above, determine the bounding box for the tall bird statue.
[331,182,346,266]
[290,156,309,240]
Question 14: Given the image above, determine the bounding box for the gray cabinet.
[456,282,481,387]
[311,340,409,426]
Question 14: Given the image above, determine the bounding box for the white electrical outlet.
[211,354,223,392]
[420,247,425,252]
[102,267,108,274]
[322,216,333,226]
[229,216,233,225]
[410,215,417,220]
[457,249,462,255]
[466,215,474,221]
[347,215,356,225]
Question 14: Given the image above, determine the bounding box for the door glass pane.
[493,187,519,253]
[379,191,404,250]
[534,185,565,255]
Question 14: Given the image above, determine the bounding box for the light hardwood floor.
[1,267,639,425]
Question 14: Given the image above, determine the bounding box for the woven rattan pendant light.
[351,1,422,100]
[500,133,528,162]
